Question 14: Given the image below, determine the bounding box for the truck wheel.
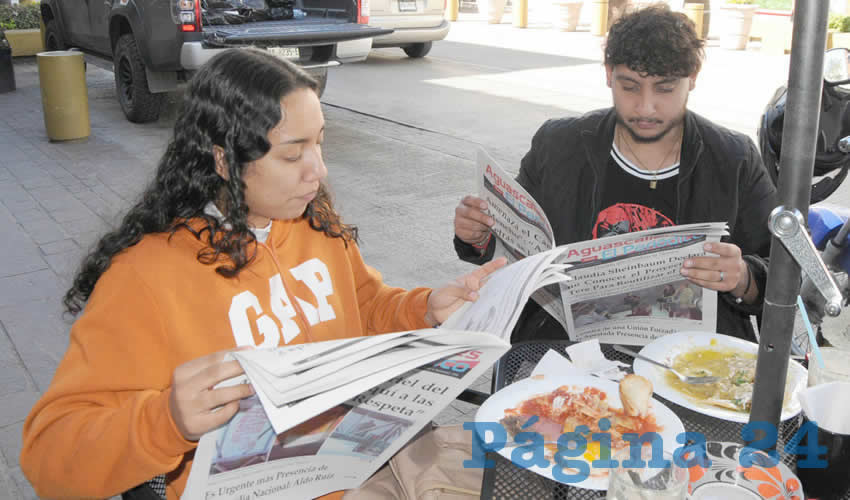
[305,67,328,97]
[44,20,66,51]
[403,42,432,58]
[113,34,163,123]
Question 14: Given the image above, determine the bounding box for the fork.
[501,440,561,449]
[612,345,720,385]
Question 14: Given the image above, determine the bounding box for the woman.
[20,49,504,499]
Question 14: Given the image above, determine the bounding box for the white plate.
[474,374,686,490]
[633,331,807,423]
[687,441,804,499]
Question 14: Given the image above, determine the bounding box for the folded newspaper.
[446,148,730,345]
[182,329,510,499]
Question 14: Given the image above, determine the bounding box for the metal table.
[479,341,810,499]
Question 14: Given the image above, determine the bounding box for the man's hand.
[425,257,508,326]
[680,242,753,300]
[454,195,494,247]
[168,347,255,441]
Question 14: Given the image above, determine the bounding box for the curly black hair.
[63,49,357,315]
[604,4,704,78]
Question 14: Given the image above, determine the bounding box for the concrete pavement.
[324,11,800,173]
[0,13,844,499]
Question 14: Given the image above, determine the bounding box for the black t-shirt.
[592,143,679,239]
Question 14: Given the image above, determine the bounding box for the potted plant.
[829,14,850,50]
[0,3,43,57]
[552,0,582,31]
[719,0,757,50]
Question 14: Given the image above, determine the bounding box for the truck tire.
[113,34,163,123]
[44,20,66,51]
[305,66,328,97]
[403,42,432,58]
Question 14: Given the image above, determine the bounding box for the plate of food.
[474,373,685,490]
[687,441,804,499]
[633,331,807,423]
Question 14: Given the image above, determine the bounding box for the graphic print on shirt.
[228,257,336,347]
[593,143,678,238]
[593,203,674,239]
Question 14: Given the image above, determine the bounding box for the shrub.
[830,14,850,33]
[0,4,42,32]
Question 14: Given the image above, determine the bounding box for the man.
[453,4,776,342]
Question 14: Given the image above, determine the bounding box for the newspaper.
[556,224,726,345]
[440,246,572,335]
[477,148,554,260]
[182,329,509,500]
[463,148,728,345]
[475,148,571,329]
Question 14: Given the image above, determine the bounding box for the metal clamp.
[769,206,843,317]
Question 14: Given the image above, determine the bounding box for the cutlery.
[613,345,720,385]
[501,440,561,449]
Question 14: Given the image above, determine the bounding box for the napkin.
[531,340,629,380]
[799,381,850,435]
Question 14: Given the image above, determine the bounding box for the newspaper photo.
[557,224,727,345]
[182,330,509,500]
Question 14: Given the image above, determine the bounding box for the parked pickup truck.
[39,0,392,123]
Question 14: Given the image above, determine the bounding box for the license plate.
[267,46,300,60]
[398,0,417,12]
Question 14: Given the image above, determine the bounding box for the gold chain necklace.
[617,127,682,189]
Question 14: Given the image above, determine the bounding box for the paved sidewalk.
[443,12,793,144]
[0,59,176,500]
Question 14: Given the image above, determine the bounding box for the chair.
[121,476,166,500]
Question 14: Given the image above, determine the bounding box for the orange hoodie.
[20,217,431,499]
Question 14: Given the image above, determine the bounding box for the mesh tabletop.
[479,341,843,500]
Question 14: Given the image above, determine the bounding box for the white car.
[336,0,450,60]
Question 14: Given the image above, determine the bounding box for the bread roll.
[619,374,653,417]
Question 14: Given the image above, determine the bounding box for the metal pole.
[749,1,828,433]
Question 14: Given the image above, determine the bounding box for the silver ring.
[719,271,725,282]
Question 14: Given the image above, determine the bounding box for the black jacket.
[455,108,778,342]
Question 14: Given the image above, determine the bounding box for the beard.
[615,109,687,144]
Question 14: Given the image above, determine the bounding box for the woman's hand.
[425,257,508,326]
[168,347,255,441]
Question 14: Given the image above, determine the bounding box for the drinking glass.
[808,347,850,387]
[606,448,688,500]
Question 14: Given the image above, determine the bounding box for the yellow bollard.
[591,0,609,36]
[513,0,528,28]
[37,51,90,142]
[684,3,704,40]
[446,0,459,22]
